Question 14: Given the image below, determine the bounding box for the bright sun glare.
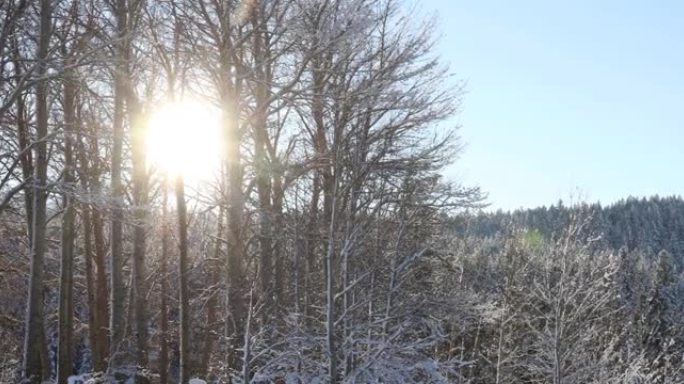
[146,100,222,183]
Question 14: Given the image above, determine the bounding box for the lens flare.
[146,100,222,183]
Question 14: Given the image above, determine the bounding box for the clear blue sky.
[424,0,684,211]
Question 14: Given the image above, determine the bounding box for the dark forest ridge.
[457,194,684,260]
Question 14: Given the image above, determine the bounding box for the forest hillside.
[457,195,684,262]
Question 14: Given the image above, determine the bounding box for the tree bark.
[22,0,51,381]
[223,67,246,377]
[128,84,149,367]
[91,208,110,368]
[109,12,126,362]
[272,175,285,309]
[251,6,274,315]
[75,117,109,371]
[326,206,338,384]
[198,207,224,377]
[57,62,77,384]
[81,206,101,372]
[176,175,191,383]
[159,183,170,384]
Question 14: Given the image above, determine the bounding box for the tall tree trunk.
[341,231,351,376]
[309,53,333,322]
[217,4,246,372]
[109,0,129,358]
[255,135,272,312]
[109,51,126,365]
[91,208,110,368]
[176,175,191,383]
[251,7,274,315]
[159,183,170,384]
[23,0,51,381]
[272,176,285,309]
[76,120,109,371]
[326,201,337,384]
[81,206,101,372]
[57,66,77,384]
[304,175,321,319]
[199,207,224,377]
[128,88,148,367]
[242,289,254,383]
[223,74,246,375]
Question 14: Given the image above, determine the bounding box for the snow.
[67,374,94,384]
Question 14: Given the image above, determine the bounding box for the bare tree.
[107,0,128,359]
[56,21,77,384]
[158,182,170,384]
[174,173,191,383]
[22,0,52,382]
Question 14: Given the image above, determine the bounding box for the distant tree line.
[456,195,684,263]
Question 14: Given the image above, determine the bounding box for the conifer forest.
[1,1,683,383]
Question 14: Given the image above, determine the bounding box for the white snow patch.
[68,375,86,384]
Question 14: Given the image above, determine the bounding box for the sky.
[422,0,684,211]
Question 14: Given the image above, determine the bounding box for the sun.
[146,99,222,183]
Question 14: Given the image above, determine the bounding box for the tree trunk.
[22,1,51,382]
[128,88,149,367]
[242,289,254,383]
[198,207,224,377]
[216,5,247,371]
[91,209,110,368]
[251,7,274,316]
[109,54,126,364]
[75,119,109,371]
[176,175,191,383]
[304,175,321,319]
[223,78,246,375]
[109,0,128,358]
[57,66,77,384]
[272,175,285,309]
[81,206,101,372]
[326,195,338,384]
[159,184,170,384]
